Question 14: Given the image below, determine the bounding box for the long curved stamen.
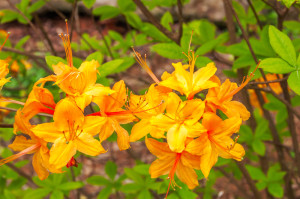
[0,32,10,51]
[59,20,73,67]
[220,61,260,103]
[165,153,182,199]
[132,48,160,84]
[208,136,242,160]
[0,143,41,166]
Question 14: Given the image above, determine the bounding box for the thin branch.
[0,124,13,128]
[2,47,44,59]
[70,167,80,199]
[0,106,53,118]
[132,0,178,44]
[248,76,288,85]
[69,0,78,42]
[176,0,184,44]
[246,0,262,30]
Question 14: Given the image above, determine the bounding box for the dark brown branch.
[2,47,44,59]
[0,124,13,128]
[176,0,184,44]
[0,106,52,117]
[69,0,78,42]
[132,0,178,44]
[246,0,262,30]
[248,76,288,85]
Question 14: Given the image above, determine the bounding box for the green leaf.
[198,20,216,43]
[82,0,96,8]
[252,139,266,156]
[45,55,67,68]
[232,53,256,69]
[255,120,268,139]
[195,56,212,68]
[151,42,184,59]
[287,71,300,95]
[105,161,117,180]
[256,181,267,190]
[268,170,286,182]
[160,11,173,31]
[28,0,45,14]
[141,23,170,42]
[120,183,143,193]
[124,168,144,184]
[138,189,151,199]
[4,190,16,199]
[268,183,284,198]
[59,182,84,191]
[93,6,121,20]
[97,186,112,199]
[124,12,143,29]
[86,51,104,65]
[87,176,110,185]
[245,165,266,181]
[15,35,30,49]
[23,188,52,199]
[117,0,136,12]
[259,58,295,74]
[269,25,296,66]
[50,190,64,199]
[133,164,150,176]
[99,59,124,77]
[1,10,18,23]
[239,125,253,143]
[281,0,295,8]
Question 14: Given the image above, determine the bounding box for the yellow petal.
[202,112,223,132]
[76,132,106,156]
[75,94,92,111]
[8,136,37,152]
[185,134,211,156]
[49,137,77,169]
[145,138,173,158]
[82,116,106,136]
[181,152,201,170]
[176,160,199,189]
[200,145,218,178]
[32,151,49,180]
[167,124,188,153]
[149,157,173,178]
[213,117,242,138]
[31,123,62,142]
[130,119,152,142]
[98,118,114,142]
[112,119,130,150]
[78,60,99,88]
[53,98,84,131]
[85,84,114,97]
[223,101,250,121]
[214,136,245,161]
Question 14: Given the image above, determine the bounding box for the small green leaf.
[82,0,96,9]
[259,58,295,74]
[99,59,124,77]
[97,186,112,199]
[269,25,296,66]
[160,11,173,31]
[59,182,84,191]
[28,0,45,14]
[239,125,253,143]
[86,51,104,65]
[87,176,110,185]
[120,183,143,193]
[1,10,19,23]
[268,182,284,198]
[252,139,266,156]
[50,190,64,199]
[93,6,121,20]
[124,12,143,29]
[45,55,67,68]
[255,120,268,139]
[138,189,151,199]
[151,42,184,59]
[245,165,266,180]
[23,188,52,199]
[195,56,212,68]
[287,71,300,95]
[281,0,295,8]
[124,168,144,184]
[256,181,267,190]
[15,35,30,49]
[117,0,136,12]
[105,161,117,180]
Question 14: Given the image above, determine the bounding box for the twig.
[70,167,80,199]
[0,106,53,118]
[223,0,237,44]
[176,0,184,44]
[2,47,44,59]
[246,0,262,30]
[132,0,178,44]
[0,124,13,128]
[248,76,288,85]
[69,0,78,42]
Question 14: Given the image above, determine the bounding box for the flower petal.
[149,157,173,178]
[176,160,199,189]
[145,138,174,158]
[8,136,37,152]
[76,132,106,156]
[167,124,188,153]
[31,123,62,142]
[32,151,49,180]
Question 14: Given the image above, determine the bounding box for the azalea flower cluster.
[0,25,257,196]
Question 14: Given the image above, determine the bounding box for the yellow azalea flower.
[91,80,136,150]
[51,28,113,111]
[205,76,250,121]
[0,32,11,89]
[146,138,201,197]
[0,97,10,122]
[186,112,244,178]
[150,92,206,152]
[31,98,106,169]
[159,52,217,100]
[129,84,167,141]
[1,110,62,180]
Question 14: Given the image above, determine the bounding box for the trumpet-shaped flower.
[146,138,201,197]
[150,92,206,152]
[159,52,217,99]
[31,98,106,169]
[186,112,244,178]
[91,80,136,150]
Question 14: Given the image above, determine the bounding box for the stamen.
[0,32,10,51]
[59,20,73,67]
[165,153,182,199]
[132,48,160,84]
[220,61,260,103]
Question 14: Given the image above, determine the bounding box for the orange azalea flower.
[150,92,206,152]
[51,24,113,111]
[0,32,10,89]
[159,52,217,100]
[1,109,61,180]
[146,138,201,197]
[91,80,136,150]
[31,98,106,169]
[205,76,250,121]
[186,112,244,178]
[129,84,167,141]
